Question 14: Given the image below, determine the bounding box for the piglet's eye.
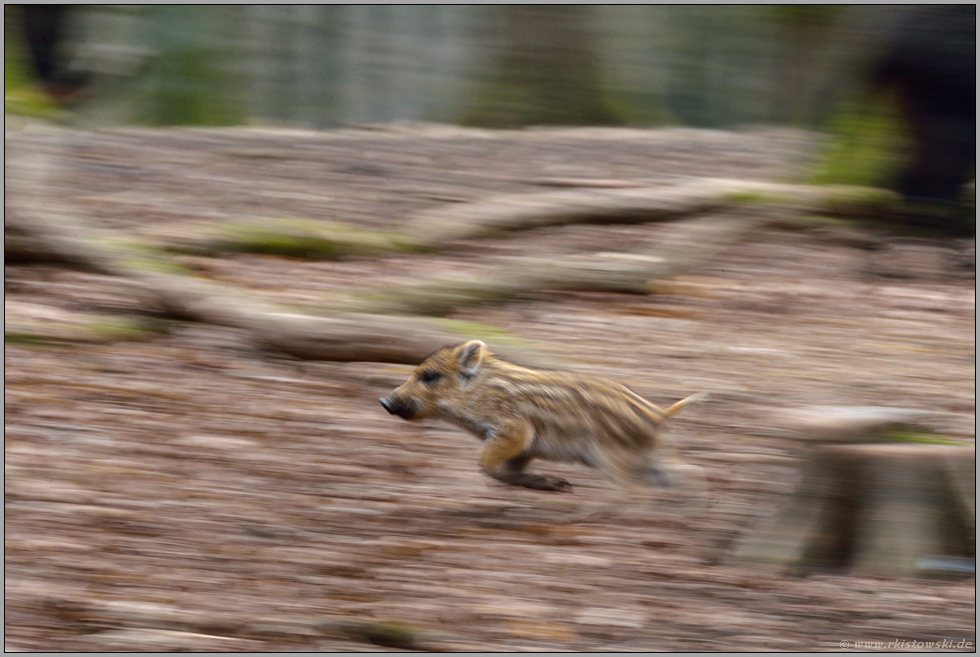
[420,370,442,384]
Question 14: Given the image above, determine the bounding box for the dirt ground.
[4,125,976,651]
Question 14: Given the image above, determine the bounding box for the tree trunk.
[733,443,975,577]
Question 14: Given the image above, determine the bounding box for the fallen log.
[2,123,893,363]
[353,215,759,316]
[3,209,546,364]
[398,178,898,247]
[3,124,549,365]
[144,271,545,364]
[142,217,412,259]
[116,180,891,260]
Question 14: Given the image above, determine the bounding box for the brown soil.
[5,126,975,651]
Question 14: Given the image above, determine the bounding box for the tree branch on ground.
[397,179,898,247]
[3,126,549,365]
[3,124,899,362]
[349,215,760,316]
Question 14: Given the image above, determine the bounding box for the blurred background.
[6,5,975,212]
[3,5,924,127]
[4,4,975,652]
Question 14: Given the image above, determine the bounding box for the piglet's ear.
[457,340,486,377]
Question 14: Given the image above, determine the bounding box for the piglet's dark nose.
[380,397,396,414]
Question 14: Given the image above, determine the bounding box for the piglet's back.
[473,357,671,450]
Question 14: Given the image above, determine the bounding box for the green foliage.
[3,6,63,119]
[4,87,64,120]
[138,47,244,126]
[810,93,911,188]
[120,6,247,126]
[4,6,30,92]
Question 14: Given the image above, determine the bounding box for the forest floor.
[4,125,975,651]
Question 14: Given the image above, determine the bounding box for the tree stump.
[733,407,975,577]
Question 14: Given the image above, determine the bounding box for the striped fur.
[380,340,704,493]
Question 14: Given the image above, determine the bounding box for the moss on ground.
[884,430,973,447]
[5,317,165,346]
[160,219,419,259]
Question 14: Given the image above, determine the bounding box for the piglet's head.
[379,340,486,420]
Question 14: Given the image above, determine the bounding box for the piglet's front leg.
[477,424,571,492]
